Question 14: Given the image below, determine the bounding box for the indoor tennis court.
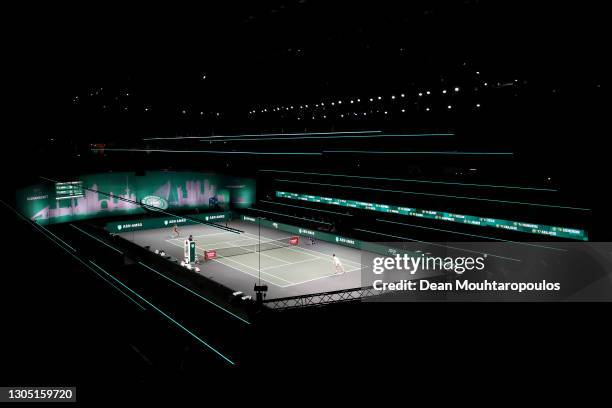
[119,220,369,298]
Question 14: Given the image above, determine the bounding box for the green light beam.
[259,169,557,192]
[353,228,522,262]
[376,219,566,252]
[137,262,250,325]
[275,179,589,211]
[200,133,453,142]
[0,200,146,310]
[89,261,236,366]
[323,150,514,155]
[70,224,123,254]
[247,208,332,225]
[145,130,383,141]
[259,200,354,216]
[92,148,322,155]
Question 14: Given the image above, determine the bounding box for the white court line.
[266,243,322,261]
[219,235,299,248]
[165,239,293,286]
[218,237,260,245]
[197,237,264,250]
[192,231,235,237]
[205,256,286,287]
[223,235,370,286]
[190,243,290,265]
[212,256,294,284]
[239,230,361,263]
[193,234,296,266]
[186,242,295,284]
[193,241,243,253]
[189,233,236,241]
[211,257,294,286]
[167,237,367,288]
[261,256,327,271]
[215,234,325,266]
[278,265,369,288]
[289,245,362,266]
[165,230,365,288]
[258,251,294,265]
[240,231,362,267]
[166,231,232,242]
[183,237,257,249]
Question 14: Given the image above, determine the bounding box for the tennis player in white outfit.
[332,254,345,274]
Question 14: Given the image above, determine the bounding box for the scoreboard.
[55,181,84,200]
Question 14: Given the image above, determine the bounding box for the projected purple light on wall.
[31,184,140,220]
[18,171,254,224]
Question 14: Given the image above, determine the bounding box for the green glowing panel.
[276,191,588,241]
[16,172,255,224]
[106,212,230,233]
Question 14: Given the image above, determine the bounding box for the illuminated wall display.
[276,191,588,241]
[16,172,255,224]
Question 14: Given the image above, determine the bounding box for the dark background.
[6,0,607,234]
[2,0,610,397]
[8,1,606,151]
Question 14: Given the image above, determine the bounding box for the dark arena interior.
[2,1,610,401]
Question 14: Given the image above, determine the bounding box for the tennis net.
[210,237,298,258]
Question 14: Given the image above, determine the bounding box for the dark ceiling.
[14,1,606,118]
